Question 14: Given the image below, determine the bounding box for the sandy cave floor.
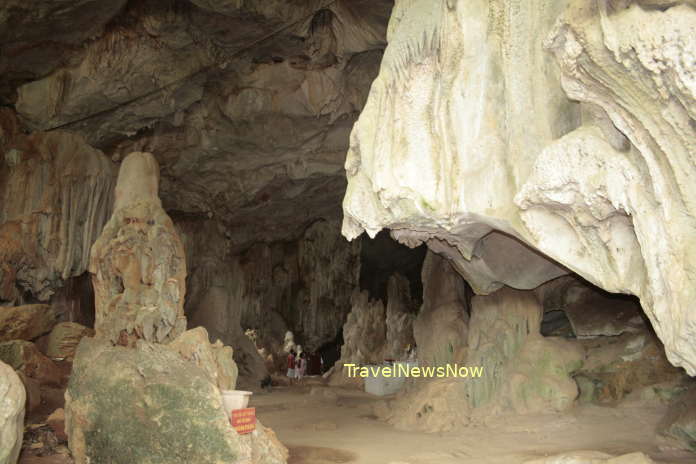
[253,380,695,464]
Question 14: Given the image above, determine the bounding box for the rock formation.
[67,151,287,463]
[380,284,583,431]
[89,152,187,346]
[0,360,24,464]
[340,290,387,365]
[341,0,696,375]
[65,338,247,464]
[384,273,417,360]
[413,252,469,367]
[0,109,115,303]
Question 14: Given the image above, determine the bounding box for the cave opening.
[1,1,695,464]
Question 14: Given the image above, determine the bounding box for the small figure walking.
[287,350,296,384]
[297,352,307,382]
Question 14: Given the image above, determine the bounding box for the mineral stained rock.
[89,152,187,345]
[65,338,248,464]
[341,0,696,374]
[0,109,115,302]
[0,304,57,343]
[0,360,24,464]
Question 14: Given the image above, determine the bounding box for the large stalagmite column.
[89,152,187,345]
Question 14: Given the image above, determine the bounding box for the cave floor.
[253,380,694,464]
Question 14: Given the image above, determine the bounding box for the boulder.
[46,408,67,442]
[0,304,57,342]
[0,360,25,464]
[65,338,248,464]
[38,322,94,360]
[0,340,65,388]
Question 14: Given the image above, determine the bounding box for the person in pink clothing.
[296,352,307,381]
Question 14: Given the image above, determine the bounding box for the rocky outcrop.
[0,109,115,303]
[0,360,24,464]
[341,0,696,375]
[0,304,57,343]
[89,152,187,345]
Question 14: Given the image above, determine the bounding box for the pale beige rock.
[523,451,655,464]
[341,0,696,375]
[340,290,387,365]
[0,360,24,464]
[413,252,469,367]
[89,152,187,345]
[169,327,238,391]
[0,304,57,343]
[40,322,94,360]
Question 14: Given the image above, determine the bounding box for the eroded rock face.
[0,360,24,464]
[89,152,187,345]
[341,0,696,374]
[0,109,115,302]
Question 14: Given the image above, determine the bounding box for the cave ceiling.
[1,0,394,249]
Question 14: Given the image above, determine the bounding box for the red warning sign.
[231,407,256,434]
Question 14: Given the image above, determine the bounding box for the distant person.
[297,352,307,381]
[287,350,296,383]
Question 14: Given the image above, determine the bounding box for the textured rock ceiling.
[2,0,393,249]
